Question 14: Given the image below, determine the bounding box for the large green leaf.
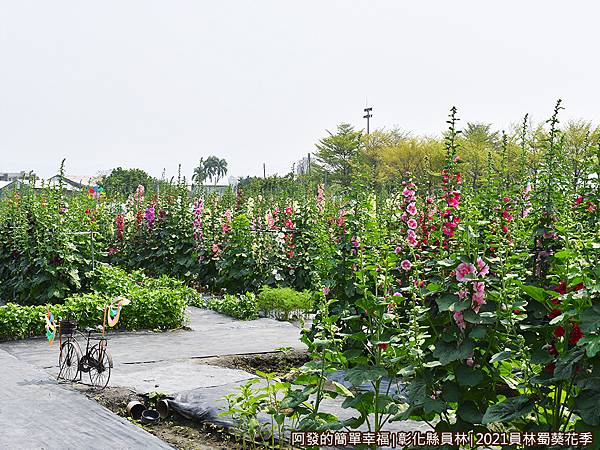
[458,400,483,424]
[554,349,585,380]
[581,304,600,333]
[482,395,533,424]
[344,365,387,387]
[575,390,600,426]
[455,365,484,386]
[521,285,551,303]
[433,340,473,365]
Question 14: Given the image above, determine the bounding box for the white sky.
[1,1,599,180]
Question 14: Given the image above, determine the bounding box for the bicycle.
[58,320,113,389]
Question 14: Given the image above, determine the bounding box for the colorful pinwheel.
[107,296,130,327]
[44,309,57,345]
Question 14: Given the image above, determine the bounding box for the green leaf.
[441,381,461,402]
[455,365,484,386]
[433,340,473,365]
[581,304,600,333]
[482,395,533,424]
[331,381,354,398]
[554,349,585,380]
[575,390,600,426]
[436,294,457,312]
[521,285,550,303]
[458,401,483,424]
[344,365,387,387]
[490,350,512,363]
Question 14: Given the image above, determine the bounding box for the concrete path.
[0,348,173,450]
[1,308,304,393]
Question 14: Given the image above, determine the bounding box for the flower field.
[1,104,600,438]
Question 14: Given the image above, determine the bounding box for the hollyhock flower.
[426,197,434,204]
[402,188,415,198]
[574,283,584,291]
[407,218,418,229]
[223,209,232,220]
[442,221,456,237]
[457,287,468,300]
[145,205,155,226]
[547,309,562,319]
[221,223,231,233]
[212,243,220,254]
[285,206,293,215]
[85,208,91,215]
[544,362,556,373]
[524,183,532,195]
[447,195,459,208]
[453,311,466,331]
[115,214,125,240]
[401,212,408,221]
[393,292,402,297]
[378,343,389,350]
[588,202,596,212]
[501,225,509,234]
[503,197,511,203]
[476,257,489,277]
[472,282,486,312]
[570,324,584,345]
[401,260,412,270]
[407,202,417,215]
[316,184,325,212]
[554,326,565,337]
[466,358,474,367]
[456,173,462,184]
[267,212,275,229]
[554,280,567,295]
[322,287,330,296]
[407,229,418,246]
[456,262,477,282]
[284,218,294,229]
[522,207,531,218]
[394,245,402,254]
[575,195,583,205]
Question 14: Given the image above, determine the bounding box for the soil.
[77,351,309,450]
[196,350,309,379]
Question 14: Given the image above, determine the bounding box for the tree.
[192,158,208,191]
[99,167,155,198]
[315,123,362,187]
[194,156,228,186]
[458,123,500,188]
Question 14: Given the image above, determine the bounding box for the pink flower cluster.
[222,209,232,233]
[401,182,419,247]
[193,198,204,240]
[316,184,325,212]
[453,258,490,330]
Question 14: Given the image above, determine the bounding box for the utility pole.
[263,163,266,179]
[307,153,311,176]
[363,106,373,135]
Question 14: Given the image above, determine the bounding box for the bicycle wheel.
[58,340,80,381]
[88,342,112,389]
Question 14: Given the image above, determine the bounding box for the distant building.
[295,157,310,175]
[0,171,34,182]
[0,174,98,197]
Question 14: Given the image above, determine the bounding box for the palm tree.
[192,158,207,191]
[214,158,228,185]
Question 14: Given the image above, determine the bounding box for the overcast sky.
[1,1,599,181]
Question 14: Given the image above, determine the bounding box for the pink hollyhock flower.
[442,222,456,237]
[472,282,486,312]
[221,223,231,233]
[503,197,511,203]
[316,184,325,211]
[502,225,509,234]
[447,195,459,208]
[223,209,232,220]
[453,311,466,331]
[476,257,489,277]
[394,245,402,254]
[575,195,583,205]
[393,292,402,297]
[524,183,532,195]
[522,207,531,217]
[407,218,418,229]
[285,218,294,229]
[454,155,461,162]
[466,357,474,367]
[426,197,434,204]
[407,202,417,215]
[402,188,415,198]
[401,259,412,270]
[285,206,293,215]
[267,212,275,229]
[407,229,417,246]
[212,243,220,254]
[457,287,468,300]
[456,262,476,282]
[401,212,408,221]
[456,173,462,184]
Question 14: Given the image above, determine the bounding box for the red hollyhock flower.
[569,324,584,345]
[547,309,562,319]
[554,326,565,337]
[575,195,583,205]
[554,280,567,295]
[544,362,556,373]
[573,283,584,291]
[378,343,389,350]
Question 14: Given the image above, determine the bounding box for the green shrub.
[0,287,188,341]
[207,292,258,320]
[256,286,313,320]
